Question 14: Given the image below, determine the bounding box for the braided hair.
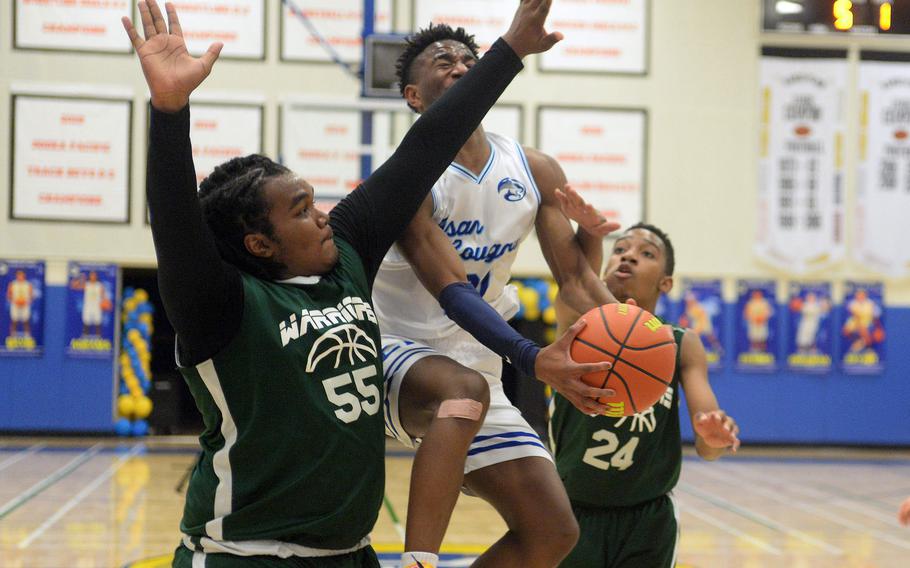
[396,23,480,112]
[197,154,290,280]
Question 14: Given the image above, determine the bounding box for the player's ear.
[658,275,673,295]
[403,84,422,110]
[244,233,277,260]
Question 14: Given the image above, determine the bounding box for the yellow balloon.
[133,396,153,419]
[133,289,149,303]
[127,329,141,340]
[123,299,138,313]
[117,394,136,419]
[548,282,558,303]
[542,306,557,325]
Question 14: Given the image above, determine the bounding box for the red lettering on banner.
[570,181,638,192]
[194,120,218,130]
[173,3,251,16]
[580,126,604,136]
[60,114,85,125]
[324,125,349,135]
[27,165,64,177]
[42,23,107,35]
[32,139,67,151]
[37,193,103,206]
[555,153,627,164]
[564,47,623,58]
[183,30,238,42]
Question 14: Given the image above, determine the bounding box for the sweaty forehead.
[420,39,475,63]
[618,229,664,252]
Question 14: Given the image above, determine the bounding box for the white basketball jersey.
[373,132,540,339]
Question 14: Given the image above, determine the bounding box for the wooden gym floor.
[1,437,909,567]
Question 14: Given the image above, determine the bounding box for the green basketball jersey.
[549,325,686,508]
[178,238,385,550]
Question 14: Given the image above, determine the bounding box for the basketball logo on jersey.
[306,324,377,372]
[497,177,527,202]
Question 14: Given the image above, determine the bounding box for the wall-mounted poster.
[0,260,45,357]
[11,93,132,223]
[14,0,132,53]
[282,0,393,63]
[413,0,513,53]
[841,282,886,374]
[537,107,646,232]
[735,280,777,372]
[170,0,265,59]
[786,282,833,373]
[855,52,910,277]
[757,48,847,273]
[188,101,264,187]
[540,0,647,74]
[65,262,119,359]
[678,279,724,370]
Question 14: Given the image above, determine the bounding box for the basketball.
[570,303,678,417]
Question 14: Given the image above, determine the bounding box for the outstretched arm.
[330,0,562,283]
[124,1,240,364]
[528,149,618,314]
[679,330,740,460]
[556,184,618,276]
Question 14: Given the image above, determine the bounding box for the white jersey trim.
[196,358,237,541]
[182,535,371,558]
[448,141,496,184]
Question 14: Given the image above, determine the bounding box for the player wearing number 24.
[552,222,741,568]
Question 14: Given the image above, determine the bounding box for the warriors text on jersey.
[549,325,686,508]
[372,132,541,341]
[178,239,385,551]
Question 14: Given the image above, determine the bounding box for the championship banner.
[282,0,393,63]
[413,0,513,53]
[12,94,132,223]
[856,52,910,277]
[841,282,885,374]
[537,107,646,232]
[541,0,647,74]
[188,102,263,187]
[14,0,132,53]
[786,282,833,373]
[0,260,45,357]
[171,1,265,59]
[65,262,119,359]
[678,279,724,370]
[757,48,847,273]
[734,280,777,372]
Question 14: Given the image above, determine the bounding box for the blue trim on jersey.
[515,142,541,203]
[448,142,496,184]
[381,344,403,359]
[467,439,549,456]
[384,347,435,380]
[472,431,542,443]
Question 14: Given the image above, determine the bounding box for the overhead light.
[776,0,804,15]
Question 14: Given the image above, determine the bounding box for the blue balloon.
[131,419,149,437]
[124,286,135,297]
[114,418,132,436]
[119,383,129,395]
[528,279,551,310]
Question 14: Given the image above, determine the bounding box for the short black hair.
[396,23,480,112]
[198,154,291,280]
[625,222,675,276]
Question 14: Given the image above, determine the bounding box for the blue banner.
[65,262,119,358]
[679,279,724,370]
[841,282,885,374]
[785,282,833,373]
[734,280,778,372]
[0,260,45,357]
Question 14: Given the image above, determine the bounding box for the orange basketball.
[570,303,677,417]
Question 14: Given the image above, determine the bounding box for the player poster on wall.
[855,53,910,277]
[0,260,45,357]
[841,282,886,374]
[756,48,847,274]
[65,262,118,359]
[735,280,777,372]
[678,279,724,371]
[785,282,833,373]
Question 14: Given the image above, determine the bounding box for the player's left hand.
[899,497,910,526]
[536,319,615,415]
[694,410,740,452]
[556,184,620,237]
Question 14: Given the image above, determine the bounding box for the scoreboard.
[763,0,910,35]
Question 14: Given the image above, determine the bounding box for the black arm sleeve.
[147,105,244,365]
[330,38,523,284]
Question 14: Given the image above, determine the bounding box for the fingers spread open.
[147,0,168,34]
[138,2,156,40]
[165,2,183,37]
[121,17,143,50]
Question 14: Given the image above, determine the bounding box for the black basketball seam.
[597,306,643,392]
[614,356,673,387]
[617,340,677,351]
[611,368,638,414]
[574,337,619,359]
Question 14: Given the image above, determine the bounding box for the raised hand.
[121,0,222,112]
[694,410,740,452]
[556,184,621,237]
[536,318,615,415]
[501,0,564,58]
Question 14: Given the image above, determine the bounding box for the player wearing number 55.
[121,0,554,565]
[552,223,741,568]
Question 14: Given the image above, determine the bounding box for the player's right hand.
[122,0,222,112]
[501,0,563,58]
[536,319,615,415]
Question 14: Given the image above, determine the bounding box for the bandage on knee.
[437,399,483,421]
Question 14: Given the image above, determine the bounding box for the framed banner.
[65,262,119,359]
[540,0,648,74]
[11,93,132,223]
[412,0,513,53]
[0,260,45,357]
[537,106,646,232]
[856,52,910,277]
[188,101,264,187]
[757,48,847,273]
[786,282,833,373]
[841,282,885,375]
[170,0,265,60]
[678,279,724,370]
[282,0,394,63]
[734,280,777,372]
[14,0,133,54]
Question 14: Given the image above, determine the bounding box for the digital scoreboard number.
[763,0,910,35]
